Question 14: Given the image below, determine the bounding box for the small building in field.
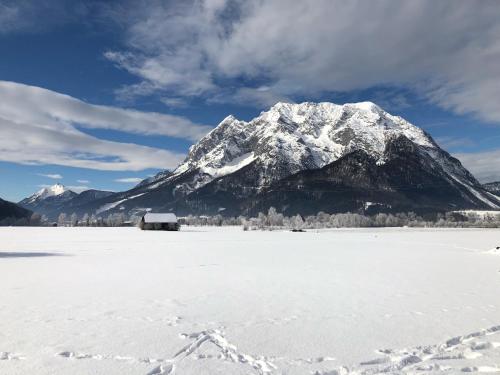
[140,213,180,231]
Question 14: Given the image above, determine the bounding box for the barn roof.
[143,213,177,223]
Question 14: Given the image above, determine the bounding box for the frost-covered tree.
[211,214,223,226]
[256,212,267,229]
[129,214,141,226]
[70,213,78,227]
[267,207,284,227]
[105,214,113,227]
[30,213,41,226]
[292,214,304,230]
[113,213,124,226]
[374,213,388,227]
[58,213,67,227]
[81,213,90,227]
[40,214,49,225]
[385,214,399,227]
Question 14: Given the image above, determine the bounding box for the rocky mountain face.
[22,102,500,218]
[484,182,500,196]
[0,197,32,223]
[19,184,113,220]
[159,101,437,194]
[230,135,498,215]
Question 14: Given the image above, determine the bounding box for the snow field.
[1,226,500,374]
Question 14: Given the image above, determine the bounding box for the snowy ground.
[1,227,500,375]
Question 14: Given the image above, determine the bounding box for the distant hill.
[0,197,32,223]
[19,184,114,220]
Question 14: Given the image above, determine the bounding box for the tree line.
[1,208,500,228]
[182,208,500,229]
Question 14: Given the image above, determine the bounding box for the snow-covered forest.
[185,208,500,229]
[4,207,498,228]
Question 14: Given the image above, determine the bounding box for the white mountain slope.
[141,101,497,209]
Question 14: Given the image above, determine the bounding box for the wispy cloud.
[77,179,90,184]
[0,81,211,171]
[114,177,143,183]
[0,1,89,35]
[454,149,500,183]
[435,136,476,150]
[37,173,63,179]
[105,0,500,123]
[160,97,189,108]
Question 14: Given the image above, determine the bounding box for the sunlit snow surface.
[1,227,500,374]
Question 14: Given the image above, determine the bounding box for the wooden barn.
[140,213,180,231]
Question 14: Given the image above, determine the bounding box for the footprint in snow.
[0,352,25,360]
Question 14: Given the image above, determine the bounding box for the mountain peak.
[164,100,437,195]
[268,100,381,111]
[344,101,382,112]
[37,183,67,197]
[221,114,238,122]
[23,183,72,204]
[261,101,388,126]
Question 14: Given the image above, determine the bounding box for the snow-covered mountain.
[19,184,113,220]
[22,183,71,205]
[19,184,78,217]
[34,102,500,217]
[152,102,437,193]
[128,101,498,211]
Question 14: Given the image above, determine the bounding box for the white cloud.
[114,177,143,183]
[37,173,63,179]
[454,149,500,183]
[0,81,210,171]
[106,0,500,123]
[77,179,90,184]
[160,97,189,108]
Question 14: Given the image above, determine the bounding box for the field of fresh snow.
[1,227,500,375]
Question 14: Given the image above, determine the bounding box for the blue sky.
[1,0,499,202]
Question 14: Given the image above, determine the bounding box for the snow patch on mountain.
[24,183,70,204]
[96,193,145,214]
[203,152,255,178]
